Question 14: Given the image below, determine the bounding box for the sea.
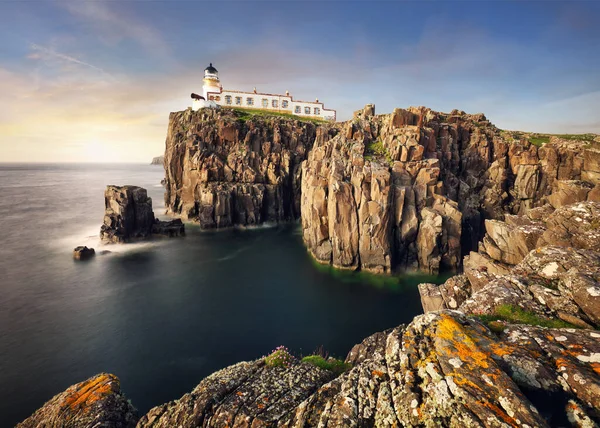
[0,163,445,426]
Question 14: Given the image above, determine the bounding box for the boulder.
[73,246,95,260]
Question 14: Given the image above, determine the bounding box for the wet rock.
[73,246,95,260]
[17,373,137,428]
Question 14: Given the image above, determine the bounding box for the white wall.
[206,89,336,121]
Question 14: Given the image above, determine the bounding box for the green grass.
[365,140,393,165]
[476,304,577,329]
[528,135,550,147]
[226,107,328,124]
[301,355,352,375]
[527,133,597,147]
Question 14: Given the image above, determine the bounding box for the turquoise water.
[0,163,443,426]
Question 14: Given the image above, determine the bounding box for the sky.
[0,0,599,163]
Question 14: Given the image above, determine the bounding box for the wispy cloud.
[29,43,115,79]
[59,1,170,58]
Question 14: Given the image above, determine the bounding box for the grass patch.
[226,107,327,124]
[365,140,393,165]
[528,135,550,147]
[476,304,577,329]
[302,355,352,375]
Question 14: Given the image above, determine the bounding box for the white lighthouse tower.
[202,63,221,100]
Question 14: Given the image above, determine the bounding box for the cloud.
[29,43,115,79]
[59,1,170,57]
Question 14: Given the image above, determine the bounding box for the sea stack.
[100,185,184,243]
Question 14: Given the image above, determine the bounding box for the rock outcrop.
[422,202,600,329]
[100,185,184,243]
[21,311,600,427]
[17,373,137,428]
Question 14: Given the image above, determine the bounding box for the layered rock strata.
[21,311,600,427]
[100,185,184,243]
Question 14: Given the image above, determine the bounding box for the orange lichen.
[477,400,518,427]
[236,391,244,397]
[60,374,117,416]
[371,370,385,378]
[436,314,491,369]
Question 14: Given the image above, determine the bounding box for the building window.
[209,95,215,100]
[215,96,221,101]
[235,96,242,105]
[262,98,268,108]
[282,100,289,108]
[304,107,310,115]
[295,106,301,114]
[272,99,278,108]
[247,97,254,106]
[314,107,320,115]
[225,95,232,105]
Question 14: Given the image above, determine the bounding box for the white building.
[191,63,336,121]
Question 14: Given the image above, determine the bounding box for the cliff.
[163,108,334,228]
[163,105,599,275]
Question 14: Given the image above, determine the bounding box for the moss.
[301,355,352,375]
[309,256,452,292]
[476,304,578,329]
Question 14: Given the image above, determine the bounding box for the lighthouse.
[202,63,221,100]
[191,62,336,120]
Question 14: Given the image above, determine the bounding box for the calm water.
[0,163,441,426]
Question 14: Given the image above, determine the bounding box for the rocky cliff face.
[163,108,333,228]
[301,106,599,274]
[164,106,598,274]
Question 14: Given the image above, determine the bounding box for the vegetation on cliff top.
[226,107,327,124]
[301,355,351,375]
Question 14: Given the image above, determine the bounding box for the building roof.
[205,63,218,74]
